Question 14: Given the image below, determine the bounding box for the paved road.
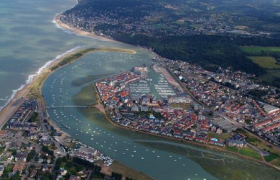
[38,101,66,156]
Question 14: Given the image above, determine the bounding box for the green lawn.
[246,136,261,144]
[271,158,280,167]
[239,147,262,160]
[264,153,279,162]
[208,133,232,140]
[58,161,82,176]
[226,146,239,153]
[1,163,14,178]
[240,46,280,54]
[5,164,13,172]
[249,56,280,69]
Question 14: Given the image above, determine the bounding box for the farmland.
[240,46,280,54]
[239,46,280,87]
[249,56,280,69]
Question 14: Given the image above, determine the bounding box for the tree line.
[112,33,268,76]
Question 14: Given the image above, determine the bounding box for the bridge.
[46,105,93,109]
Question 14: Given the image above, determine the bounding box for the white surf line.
[0,46,81,112]
[52,14,111,42]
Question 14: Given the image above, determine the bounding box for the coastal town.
[95,56,280,166]
[166,59,280,146]
[0,98,118,180]
[1,43,279,180]
[60,2,272,38]
[3,0,280,179]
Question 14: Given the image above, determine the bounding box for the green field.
[249,56,280,69]
[239,147,262,160]
[239,45,280,86]
[264,153,279,162]
[226,146,239,153]
[240,46,280,54]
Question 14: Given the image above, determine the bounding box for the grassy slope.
[226,146,239,153]
[239,148,262,160]
[265,153,279,162]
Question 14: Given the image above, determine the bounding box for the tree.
[12,149,17,156]
[11,172,21,180]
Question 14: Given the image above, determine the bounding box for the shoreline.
[54,14,155,56]
[0,44,152,179]
[93,84,280,171]
[0,46,82,130]
[92,84,269,162]
[1,7,279,180]
[53,13,280,171]
[0,44,137,130]
[55,15,115,43]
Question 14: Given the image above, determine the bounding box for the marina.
[0,0,280,179]
[42,48,280,180]
[154,74,177,99]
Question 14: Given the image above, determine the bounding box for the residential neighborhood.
[95,57,280,164]
[0,99,115,180]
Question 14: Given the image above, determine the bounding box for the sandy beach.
[55,15,115,42]
[0,47,94,133]
[0,44,136,130]
[0,85,30,129]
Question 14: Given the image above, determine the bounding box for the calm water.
[2,0,280,179]
[42,52,220,180]
[42,52,280,180]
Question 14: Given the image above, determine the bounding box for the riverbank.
[92,82,280,172]
[0,44,154,179]
[54,11,280,178]
[56,11,280,170]
[97,161,154,180]
[0,45,136,136]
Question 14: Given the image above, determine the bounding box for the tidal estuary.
[1,0,280,179]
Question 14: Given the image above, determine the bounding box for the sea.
[1,0,280,180]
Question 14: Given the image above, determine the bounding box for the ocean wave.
[0,1,81,111]
[52,13,111,42]
[0,46,81,111]
[52,17,74,35]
